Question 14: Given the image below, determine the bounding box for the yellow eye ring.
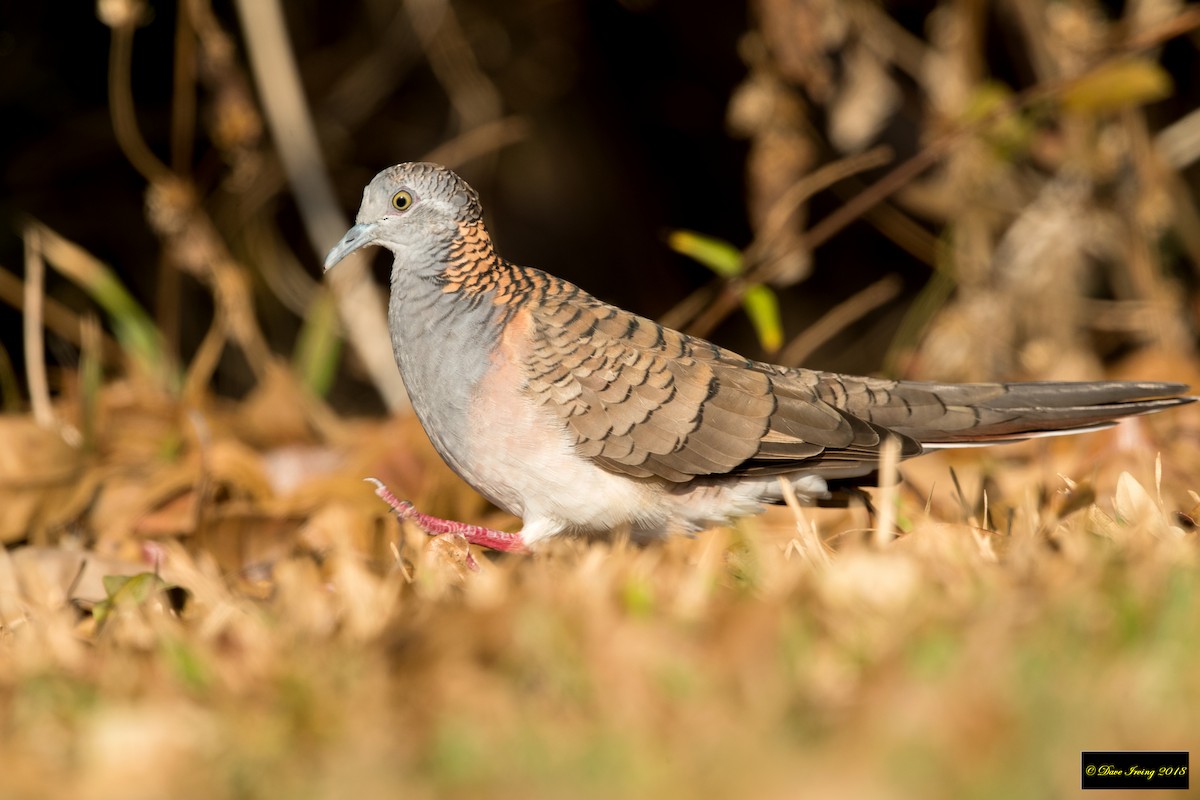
[391,190,414,211]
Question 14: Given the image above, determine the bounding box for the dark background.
[1,0,1196,410]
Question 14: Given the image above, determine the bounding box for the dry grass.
[1,382,1197,800]
[4,1,1200,797]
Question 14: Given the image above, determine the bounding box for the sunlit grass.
[1,402,1197,798]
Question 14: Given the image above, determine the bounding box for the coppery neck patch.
[438,220,556,314]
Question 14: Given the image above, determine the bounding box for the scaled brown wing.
[521,284,911,483]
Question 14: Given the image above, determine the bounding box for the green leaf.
[102,572,165,602]
[667,230,743,278]
[962,81,1033,156]
[668,228,782,352]
[90,269,168,379]
[101,573,133,599]
[292,288,343,397]
[1062,58,1173,113]
[741,284,783,353]
[94,572,170,624]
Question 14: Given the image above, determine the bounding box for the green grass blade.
[291,288,343,397]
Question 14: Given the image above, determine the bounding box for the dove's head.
[323,162,483,271]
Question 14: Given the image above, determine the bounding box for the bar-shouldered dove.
[325,162,1193,553]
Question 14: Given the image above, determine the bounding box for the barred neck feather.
[436,219,564,323]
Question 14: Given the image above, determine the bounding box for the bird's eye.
[391,190,414,211]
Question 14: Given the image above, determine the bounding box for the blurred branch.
[883,269,956,376]
[800,139,949,259]
[186,0,265,186]
[28,218,176,388]
[1157,105,1200,169]
[181,304,228,404]
[424,116,532,169]
[232,0,410,410]
[105,10,171,184]
[1126,5,1200,48]
[777,275,904,367]
[682,5,1200,347]
[157,0,199,354]
[100,4,288,393]
[746,145,894,281]
[141,180,284,391]
[1083,298,1185,334]
[170,5,197,173]
[1009,0,1060,82]
[0,266,123,365]
[671,147,895,340]
[857,197,939,266]
[850,1,934,83]
[22,226,53,429]
[1124,113,1183,337]
[405,0,502,132]
[686,148,902,340]
[1156,102,1200,276]
[322,7,420,134]
[656,281,720,333]
[242,216,316,317]
[79,314,104,452]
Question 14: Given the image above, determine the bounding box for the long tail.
[833,379,1194,447]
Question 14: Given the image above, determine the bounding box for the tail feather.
[893,382,1194,445]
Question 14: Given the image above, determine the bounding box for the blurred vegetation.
[2,0,1200,797]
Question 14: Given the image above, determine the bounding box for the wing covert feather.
[521,286,891,482]
[517,272,1189,485]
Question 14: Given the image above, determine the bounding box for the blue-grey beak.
[323,222,379,271]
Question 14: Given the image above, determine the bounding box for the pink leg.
[366,478,529,554]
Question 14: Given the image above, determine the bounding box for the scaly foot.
[366,479,530,558]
